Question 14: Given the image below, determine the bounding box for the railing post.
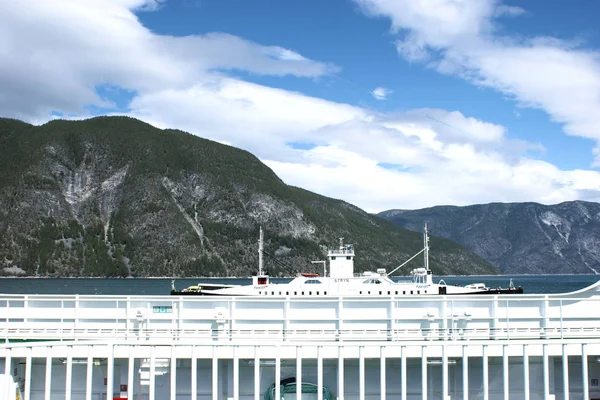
[125,296,129,340]
[380,346,386,400]
[359,346,365,400]
[128,347,135,400]
[149,346,156,400]
[211,348,218,400]
[541,296,549,339]
[506,299,510,340]
[401,346,407,400]
[422,345,427,400]
[318,346,324,400]
[275,347,281,400]
[543,344,549,400]
[284,297,289,342]
[45,347,52,400]
[582,343,589,400]
[441,298,448,340]
[562,344,569,400]
[337,345,343,400]
[559,299,563,339]
[297,346,303,400]
[86,347,93,400]
[65,346,72,400]
[25,347,32,400]
[482,345,489,400]
[233,346,239,400]
[491,296,498,340]
[523,344,530,400]
[170,345,177,400]
[442,344,448,400]
[3,348,11,400]
[503,345,509,400]
[106,344,114,400]
[254,347,260,400]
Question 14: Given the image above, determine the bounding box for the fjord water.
[0,275,598,295]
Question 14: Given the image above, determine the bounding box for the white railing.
[2,325,600,343]
[1,292,600,343]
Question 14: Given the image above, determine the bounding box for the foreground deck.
[2,339,600,399]
[1,285,600,399]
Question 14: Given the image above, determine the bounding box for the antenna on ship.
[424,223,430,272]
[258,226,264,276]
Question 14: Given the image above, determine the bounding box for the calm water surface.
[0,274,598,295]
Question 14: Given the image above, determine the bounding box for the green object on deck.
[263,380,333,400]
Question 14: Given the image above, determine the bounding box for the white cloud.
[2,0,600,212]
[494,5,526,17]
[354,0,600,162]
[371,87,393,100]
[0,0,337,122]
[263,112,599,212]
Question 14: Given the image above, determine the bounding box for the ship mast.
[423,223,430,272]
[258,226,264,276]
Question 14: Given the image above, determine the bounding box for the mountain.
[0,116,496,277]
[379,202,600,275]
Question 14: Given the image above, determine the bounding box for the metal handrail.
[2,325,599,343]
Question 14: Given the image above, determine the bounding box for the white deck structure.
[2,282,600,399]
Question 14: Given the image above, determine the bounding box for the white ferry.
[3,229,600,400]
[171,225,523,296]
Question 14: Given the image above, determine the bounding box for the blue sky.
[2,0,600,211]
[137,0,598,165]
[137,0,599,170]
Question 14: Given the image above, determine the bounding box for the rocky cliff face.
[0,116,496,277]
[379,202,600,274]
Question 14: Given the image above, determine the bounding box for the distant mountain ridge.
[0,116,497,277]
[379,201,600,275]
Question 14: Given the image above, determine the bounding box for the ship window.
[324,291,327,295]
[305,279,322,284]
[309,291,312,295]
[379,291,382,295]
[271,291,274,295]
[279,291,282,295]
[360,291,362,294]
[403,291,406,295]
[425,290,427,294]
[294,292,297,295]
[316,291,319,295]
[331,256,336,260]
[388,291,391,295]
[410,291,413,294]
[346,256,351,260]
[368,291,371,294]
[259,291,261,295]
[417,290,420,294]
[302,291,304,295]
[286,292,289,295]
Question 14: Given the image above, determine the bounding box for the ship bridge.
[328,239,355,279]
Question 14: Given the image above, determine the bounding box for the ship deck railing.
[2,292,600,344]
[3,325,600,343]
